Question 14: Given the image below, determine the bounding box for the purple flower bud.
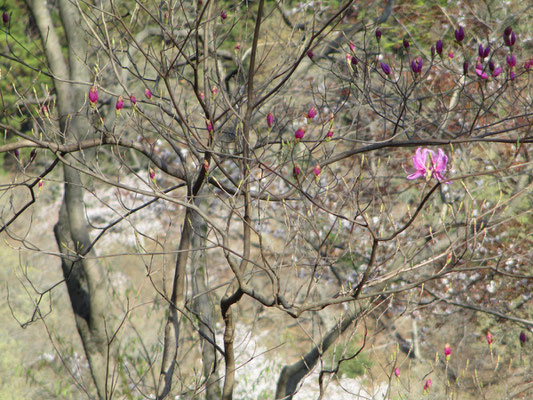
[478,44,485,58]
[492,67,502,77]
[206,119,213,133]
[507,32,516,47]
[326,129,334,139]
[525,59,533,71]
[351,55,358,66]
[455,26,465,43]
[293,165,301,177]
[380,62,391,75]
[88,86,98,106]
[130,94,136,105]
[375,28,382,42]
[349,41,355,52]
[510,71,516,81]
[463,61,469,75]
[403,38,410,49]
[295,127,305,140]
[14,149,19,159]
[484,45,490,58]
[313,164,321,177]
[307,107,317,119]
[116,96,124,111]
[220,10,227,20]
[507,54,517,67]
[431,46,435,58]
[520,331,527,346]
[504,26,512,37]
[436,40,443,56]
[411,57,423,74]
[307,50,314,60]
[145,88,152,99]
[489,60,495,71]
[394,367,400,377]
[2,11,8,25]
[267,112,274,128]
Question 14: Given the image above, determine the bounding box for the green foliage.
[337,349,373,378]
[328,340,373,379]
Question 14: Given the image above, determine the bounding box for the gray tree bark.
[190,194,220,400]
[27,0,110,398]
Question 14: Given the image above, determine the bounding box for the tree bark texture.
[28,0,110,398]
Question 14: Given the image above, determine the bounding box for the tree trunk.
[190,195,220,399]
[28,0,110,398]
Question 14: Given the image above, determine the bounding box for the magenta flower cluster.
[407,147,449,182]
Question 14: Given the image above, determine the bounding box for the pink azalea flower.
[307,107,317,119]
[130,94,137,105]
[313,164,321,177]
[394,367,400,377]
[476,65,488,80]
[295,127,305,140]
[407,147,449,182]
[145,88,152,99]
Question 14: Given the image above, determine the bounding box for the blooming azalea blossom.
[407,147,449,182]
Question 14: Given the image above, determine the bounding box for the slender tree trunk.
[27,0,110,398]
[190,195,220,399]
